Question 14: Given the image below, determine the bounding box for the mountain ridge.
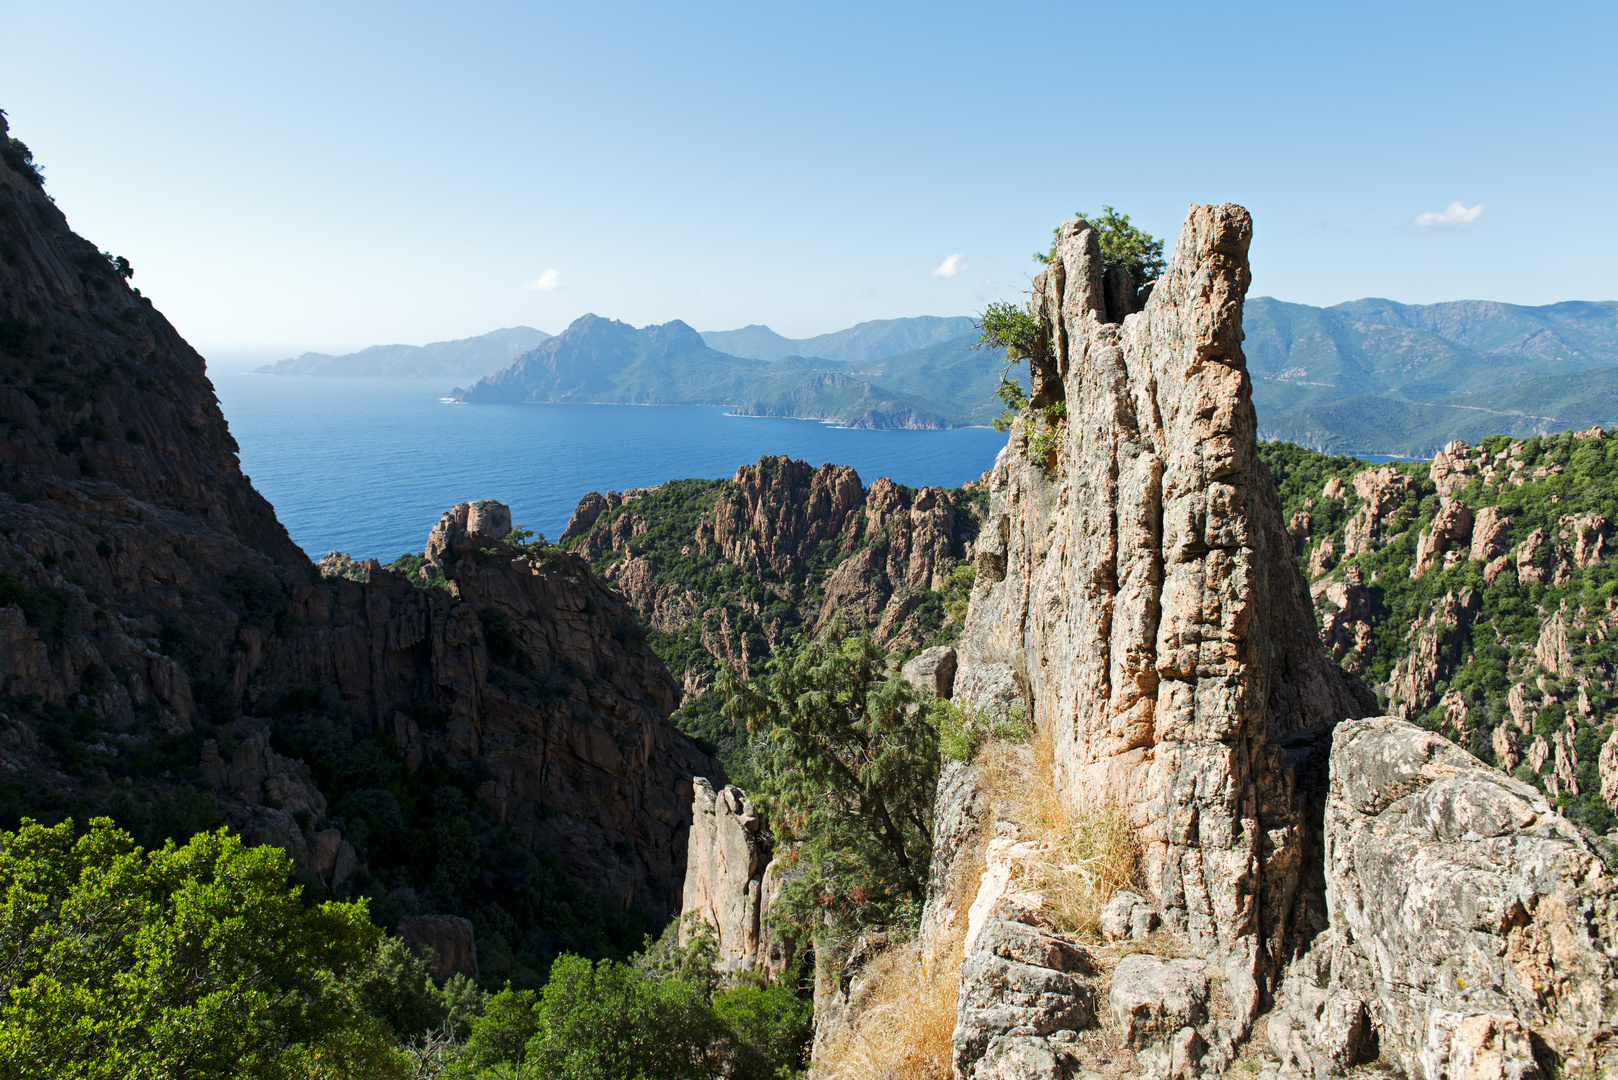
[450,314,990,429]
[254,325,551,377]
[699,315,976,364]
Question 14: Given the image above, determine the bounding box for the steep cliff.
[0,111,716,984]
[955,206,1375,1025]
[559,456,983,774]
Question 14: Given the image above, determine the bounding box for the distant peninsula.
[449,314,1000,429]
[253,326,551,378]
[273,299,1618,453]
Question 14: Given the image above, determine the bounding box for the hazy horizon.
[7,1,1613,355]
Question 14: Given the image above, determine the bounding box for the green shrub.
[1,133,44,188]
[722,628,937,934]
[0,818,391,1078]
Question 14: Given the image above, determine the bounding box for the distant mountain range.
[450,315,998,428]
[698,316,975,364]
[254,326,551,377]
[272,299,1618,449]
[1247,298,1618,455]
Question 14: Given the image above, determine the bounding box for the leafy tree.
[711,980,812,1077]
[634,914,723,998]
[720,628,937,934]
[346,936,485,1042]
[975,300,1039,362]
[1036,204,1165,285]
[456,987,541,1076]
[0,818,393,1079]
[525,954,733,1080]
[974,301,1036,432]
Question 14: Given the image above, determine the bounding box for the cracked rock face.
[681,777,774,971]
[955,205,1373,1023]
[1271,717,1617,1079]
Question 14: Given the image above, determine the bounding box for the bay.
[208,370,1010,563]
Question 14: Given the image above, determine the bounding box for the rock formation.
[1269,717,1616,1078]
[398,914,480,981]
[0,112,717,959]
[559,458,983,729]
[1267,430,1618,832]
[955,206,1373,1024]
[681,777,777,971]
[901,645,957,699]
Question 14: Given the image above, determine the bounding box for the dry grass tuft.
[1015,725,1143,937]
[814,724,1142,1076]
[815,938,957,1080]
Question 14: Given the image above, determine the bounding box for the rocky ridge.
[1265,430,1618,836]
[0,112,717,984]
[558,456,983,771]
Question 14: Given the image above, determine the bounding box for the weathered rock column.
[681,777,774,970]
[954,206,1373,1024]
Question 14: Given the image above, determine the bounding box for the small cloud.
[1411,202,1483,229]
[930,253,966,278]
[524,268,562,291]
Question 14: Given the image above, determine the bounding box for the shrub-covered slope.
[1262,429,1618,834]
[558,456,985,779]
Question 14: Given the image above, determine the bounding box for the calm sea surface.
[208,371,1010,563]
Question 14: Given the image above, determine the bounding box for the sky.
[3,1,1615,360]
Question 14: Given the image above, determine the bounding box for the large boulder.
[902,645,957,699]
[1270,717,1617,1079]
[397,914,479,982]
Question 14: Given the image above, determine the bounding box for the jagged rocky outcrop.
[955,206,1374,1025]
[0,112,716,939]
[560,457,982,709]
[1272,430,1618,833]
[1269,717,1616,1078]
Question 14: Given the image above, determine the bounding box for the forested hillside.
[1261,428,1618,835]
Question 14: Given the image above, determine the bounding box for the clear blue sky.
[3,1,1613,359]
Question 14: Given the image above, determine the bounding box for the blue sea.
[208,371,1010,563]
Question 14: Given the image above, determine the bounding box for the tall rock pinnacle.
[955,205,1374,1024]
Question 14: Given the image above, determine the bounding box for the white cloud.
[1411,202,1483,229]
[930,253,966,278]
[524,268,562,291]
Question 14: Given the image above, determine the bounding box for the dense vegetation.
[0,818,811,1078]
[1260,432,1618,835]
[721,630,939,934]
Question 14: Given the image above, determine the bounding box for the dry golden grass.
[812,725,1142,1077]
[1013,725,1143,938]
[814,938,958,1080]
